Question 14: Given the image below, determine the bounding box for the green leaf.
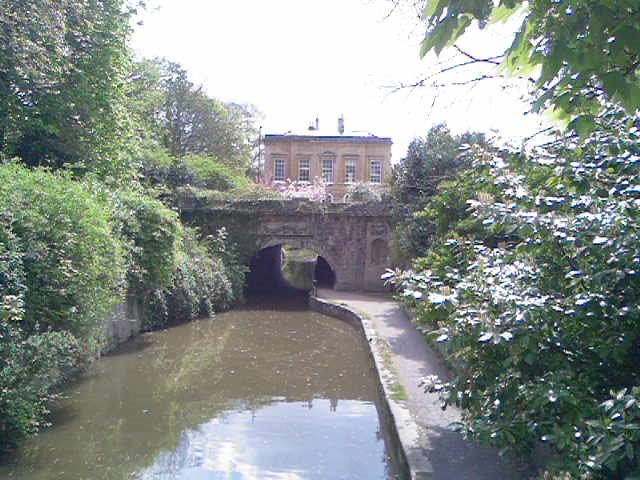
[620,82,640,113]
[420,14,473,57]
[502,17,533,74]
[602,71,628,97]
[616,25,640,52]
[601,72,640,113]
[538,42,567,85]
[423,0,448,19]
[490,3,522,24]
[626,441,635,461]
[568,115,596,138]
[554,92,574,112]
[421,18,455,57]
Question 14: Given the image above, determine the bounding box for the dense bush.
[111,188,182,294]
[389,110,640,478]
[1,3,253,453]
[346,182,383,203]
[0,163,126,341]
[139,149,251,193]
[0,164,135,448]
[146,227,245,329]
[0,215,83,450]
[138,148,199,190]
[177,184,284,202]
[183,154,250,191]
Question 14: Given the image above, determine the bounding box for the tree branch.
[453,45,503,66]
[431,74,507,87]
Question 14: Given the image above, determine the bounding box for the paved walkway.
[317,289,522,480]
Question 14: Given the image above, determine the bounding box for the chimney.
[315,116,319,131]
[338,115,345,135]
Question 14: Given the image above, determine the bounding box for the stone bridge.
[178,197,392,292]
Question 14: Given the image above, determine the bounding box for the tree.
[389,124,487,261]
[129,59,258,170]
[0,0,134,178]
[418,0,640,130]
[391,124,486,211]
[127,58,166,148]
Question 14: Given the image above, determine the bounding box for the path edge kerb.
[309,295,432,480]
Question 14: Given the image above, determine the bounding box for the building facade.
[262,129,392,202]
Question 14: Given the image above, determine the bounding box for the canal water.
[1,300,400,480]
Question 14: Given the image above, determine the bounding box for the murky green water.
[1,300,398,479]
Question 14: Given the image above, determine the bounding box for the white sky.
[131,0,549,161]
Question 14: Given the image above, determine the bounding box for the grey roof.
[264,133,392,143]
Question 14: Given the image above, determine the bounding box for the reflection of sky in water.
[135,399,387,480]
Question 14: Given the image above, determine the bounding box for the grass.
[381,347,409,401]
[389,381,409,401]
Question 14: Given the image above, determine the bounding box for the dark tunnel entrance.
[246,245,337,296]
[246,245,289,295]
[314,256,336,288]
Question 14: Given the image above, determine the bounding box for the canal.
[1,299,401,479]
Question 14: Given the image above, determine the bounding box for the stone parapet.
[175,192,392,218]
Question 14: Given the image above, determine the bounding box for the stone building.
[262,117,392,202]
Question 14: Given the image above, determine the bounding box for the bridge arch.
[247,242,338,295]
[179,199,391,292]
[257,238,340,278]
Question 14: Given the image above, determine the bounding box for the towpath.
[317,289,522,480]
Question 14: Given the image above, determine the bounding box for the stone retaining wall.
[102,295,144,353]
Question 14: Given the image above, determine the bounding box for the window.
[322,158,334,183]
[369,159,382,183]
[345,159,356,183]
[298,158,310,182]
[274,158,286,181]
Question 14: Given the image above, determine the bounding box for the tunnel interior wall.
[246,245,310,296]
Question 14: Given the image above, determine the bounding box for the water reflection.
[136,400,384,480]
[1,300,396,479]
